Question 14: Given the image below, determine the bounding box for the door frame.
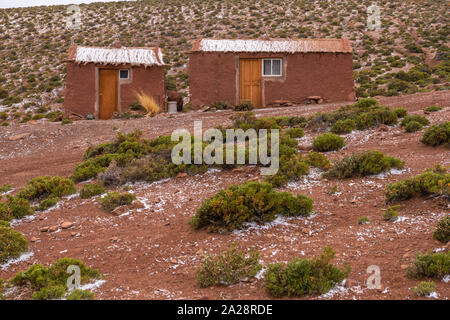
[95,67,120,119]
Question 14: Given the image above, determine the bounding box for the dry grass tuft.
[135,91,161,116]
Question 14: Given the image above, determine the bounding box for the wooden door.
[99,69,118,119]
[239,59,261,107]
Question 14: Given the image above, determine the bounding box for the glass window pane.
[272,59,281,75]
[263,60,272,75]
[119,70,129,79]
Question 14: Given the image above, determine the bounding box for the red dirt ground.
[0,90,449,300]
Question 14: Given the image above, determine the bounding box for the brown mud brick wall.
[65,63,165,118]
[189,52,355,107]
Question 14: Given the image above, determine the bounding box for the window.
[119,69,129,79]
[263,59,282,76]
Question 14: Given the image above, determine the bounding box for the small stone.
[71,232,79,237]
[49,225,59,232]
[8,132,30,141]
[232,168,243,173]
[302,228,311,234]
[170,258,178,264]
[131,201,145,209]
[111,205,129,216]
[30,237,40,242]
[267,234,273,238]
[196,249,204,255]
[110,236,118,242]
[400,264,409,270]
[61,221,74,229]
[176,172,187,178]
[40,226,49,232]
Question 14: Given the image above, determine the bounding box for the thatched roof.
[67,46,164,67]
[191,38,352,54]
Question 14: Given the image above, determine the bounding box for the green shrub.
[61,119,72,125]
[331,119,355,134]
[413,281,436,297]
[285,127,304,138]
[433,215,449,243]
[420,122,450,147]
[401,115,430,127]
[264,246,350,297]
[354,98,378,109]
[0,185,12,194]
[99,191,136,212]
[17,176,76,200]
[79,183,106,199]
[196,243,261,287]
[0,224,28,264]
[265,154,310,187]
[233,101,254,111]
[0,196,34,221]
[211,101,231,110]
[406,251,450,279]
[71,154,117,182]
[385,168,450,203]
[191,182,313,232]
[324,151,404,179]
[382,205,400,221]
[305,152,331,170]
[358,216,370,225]
[405,121,423,133]
[312,133,345,152]
[38,195,59,211]
[356,108,398,129]
[12,258,102,299]
[393,107,408,118]
[424,105,442,112]
[32,285,66,300]
[66,289,95,300]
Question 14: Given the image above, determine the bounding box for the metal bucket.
[168,101,177,114]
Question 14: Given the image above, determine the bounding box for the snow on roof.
[72,46,164,67]
[193,39,352,54]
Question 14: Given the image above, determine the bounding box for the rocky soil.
[0,90,449,300]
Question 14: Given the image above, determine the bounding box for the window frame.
[262,58,283,77]
[119,69,130,80]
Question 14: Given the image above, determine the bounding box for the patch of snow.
[79,279,106,291]
[0,251,34,270]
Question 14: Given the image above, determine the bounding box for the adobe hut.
[65,44,165,119]
[189,38,355,108]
